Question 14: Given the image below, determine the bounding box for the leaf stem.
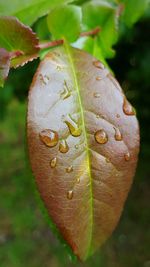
[37,27,101,50]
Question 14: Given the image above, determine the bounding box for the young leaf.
[27,45,140,261]
[0,48,11,87]
[47,5,82,42]
[0,0,74,26]
[122,0,149,27]
[82,0,119,58]
[0,16,39,68]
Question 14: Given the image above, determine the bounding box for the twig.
[37,26,101,50]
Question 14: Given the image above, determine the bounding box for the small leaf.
[47,5,82,42]
[27,45,140,261]
[0,0,74,26]
[122,0,149,27]
[0,48,11,87]
[0,16,39,68]
[82,0,119,58]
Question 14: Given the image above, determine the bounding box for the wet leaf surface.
[27,45,140,261]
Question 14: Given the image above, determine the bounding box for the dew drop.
[39,129,58,147]
[114,127,122,141]
[50,157,57,168]
[96,76,102,81]
[124,152,130,161]
[60,80,71,99]
[94,129,108,144]
[59,139,69,153]
[123,97,135,116]
[93,60,104,69]
[76,177,80,184]
[116,114,120,118]
[56,65,62,71]
[67,190,73,200]
[96,114,100,118]
[93,92,101,98]
[75,144,79,149]
[39,74,49,85]
[66,165,73,173]
[64,115,81,137]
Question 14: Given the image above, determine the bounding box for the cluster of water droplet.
[38,60,135,199]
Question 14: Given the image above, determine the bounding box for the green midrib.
[63,40,93,258]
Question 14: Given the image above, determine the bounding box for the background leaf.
[0,16,39,68]
[122,0,150,27]
[47,5,82,42]
[0,0,74,26]
[0,48,11,87]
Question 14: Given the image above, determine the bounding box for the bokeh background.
[0,10,150,267]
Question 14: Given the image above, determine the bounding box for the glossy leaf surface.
[27,45,139,261]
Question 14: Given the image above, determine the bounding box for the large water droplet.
[59,139,69,153]
[50,157,57,168]
[67,190,73,200]
[93,92,101,98]
[95,129,108,144]
[123,97,135,116]
[124,152,130,161]
[66,165,73,173]
[114,127,122,141]
[60,80,71,99]
[39,129,58,147]
[64,115,81,137]
[93,60,104,69]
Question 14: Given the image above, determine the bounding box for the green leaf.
[27,44,140,261]
[0,0,74,26]
[82,0,119,59]
[0,16,39,68]
[47,5,82,42]
[122,0,149,27]
[0,48,11,87]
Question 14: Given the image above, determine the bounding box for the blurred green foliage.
[0,0,150,266]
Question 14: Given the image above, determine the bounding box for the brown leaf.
[27,45,140,261]
[0,48,11,87]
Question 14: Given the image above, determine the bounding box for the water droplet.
[76,177,80,184]
[94,92,100,98]
[66,165,73,173]
[39,129,58,147]
[114,127,122,141]
[96,76,102,81]
[75,144,79,149]
[50,157,57,168]
[124,152,130,161]
[60,80,71,99]
[59,139,69,153]
[64,115,81,137]
[67,190,73,200]
[116,114,120,118]
[39,74,49,85]
[96,114,100,118]
[94,129,108,144]
[56,65,62,71]
[93,60,104,69]
[123,97,135,116]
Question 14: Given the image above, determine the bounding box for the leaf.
[122,0,149,27]
[27,45,140,261]
[0,16,39,68]
[47,5,82,42]
[0,48,11,87]
[0,0,74,26]
[82,0,119,58]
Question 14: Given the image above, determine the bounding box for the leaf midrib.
[63,41,93,257]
